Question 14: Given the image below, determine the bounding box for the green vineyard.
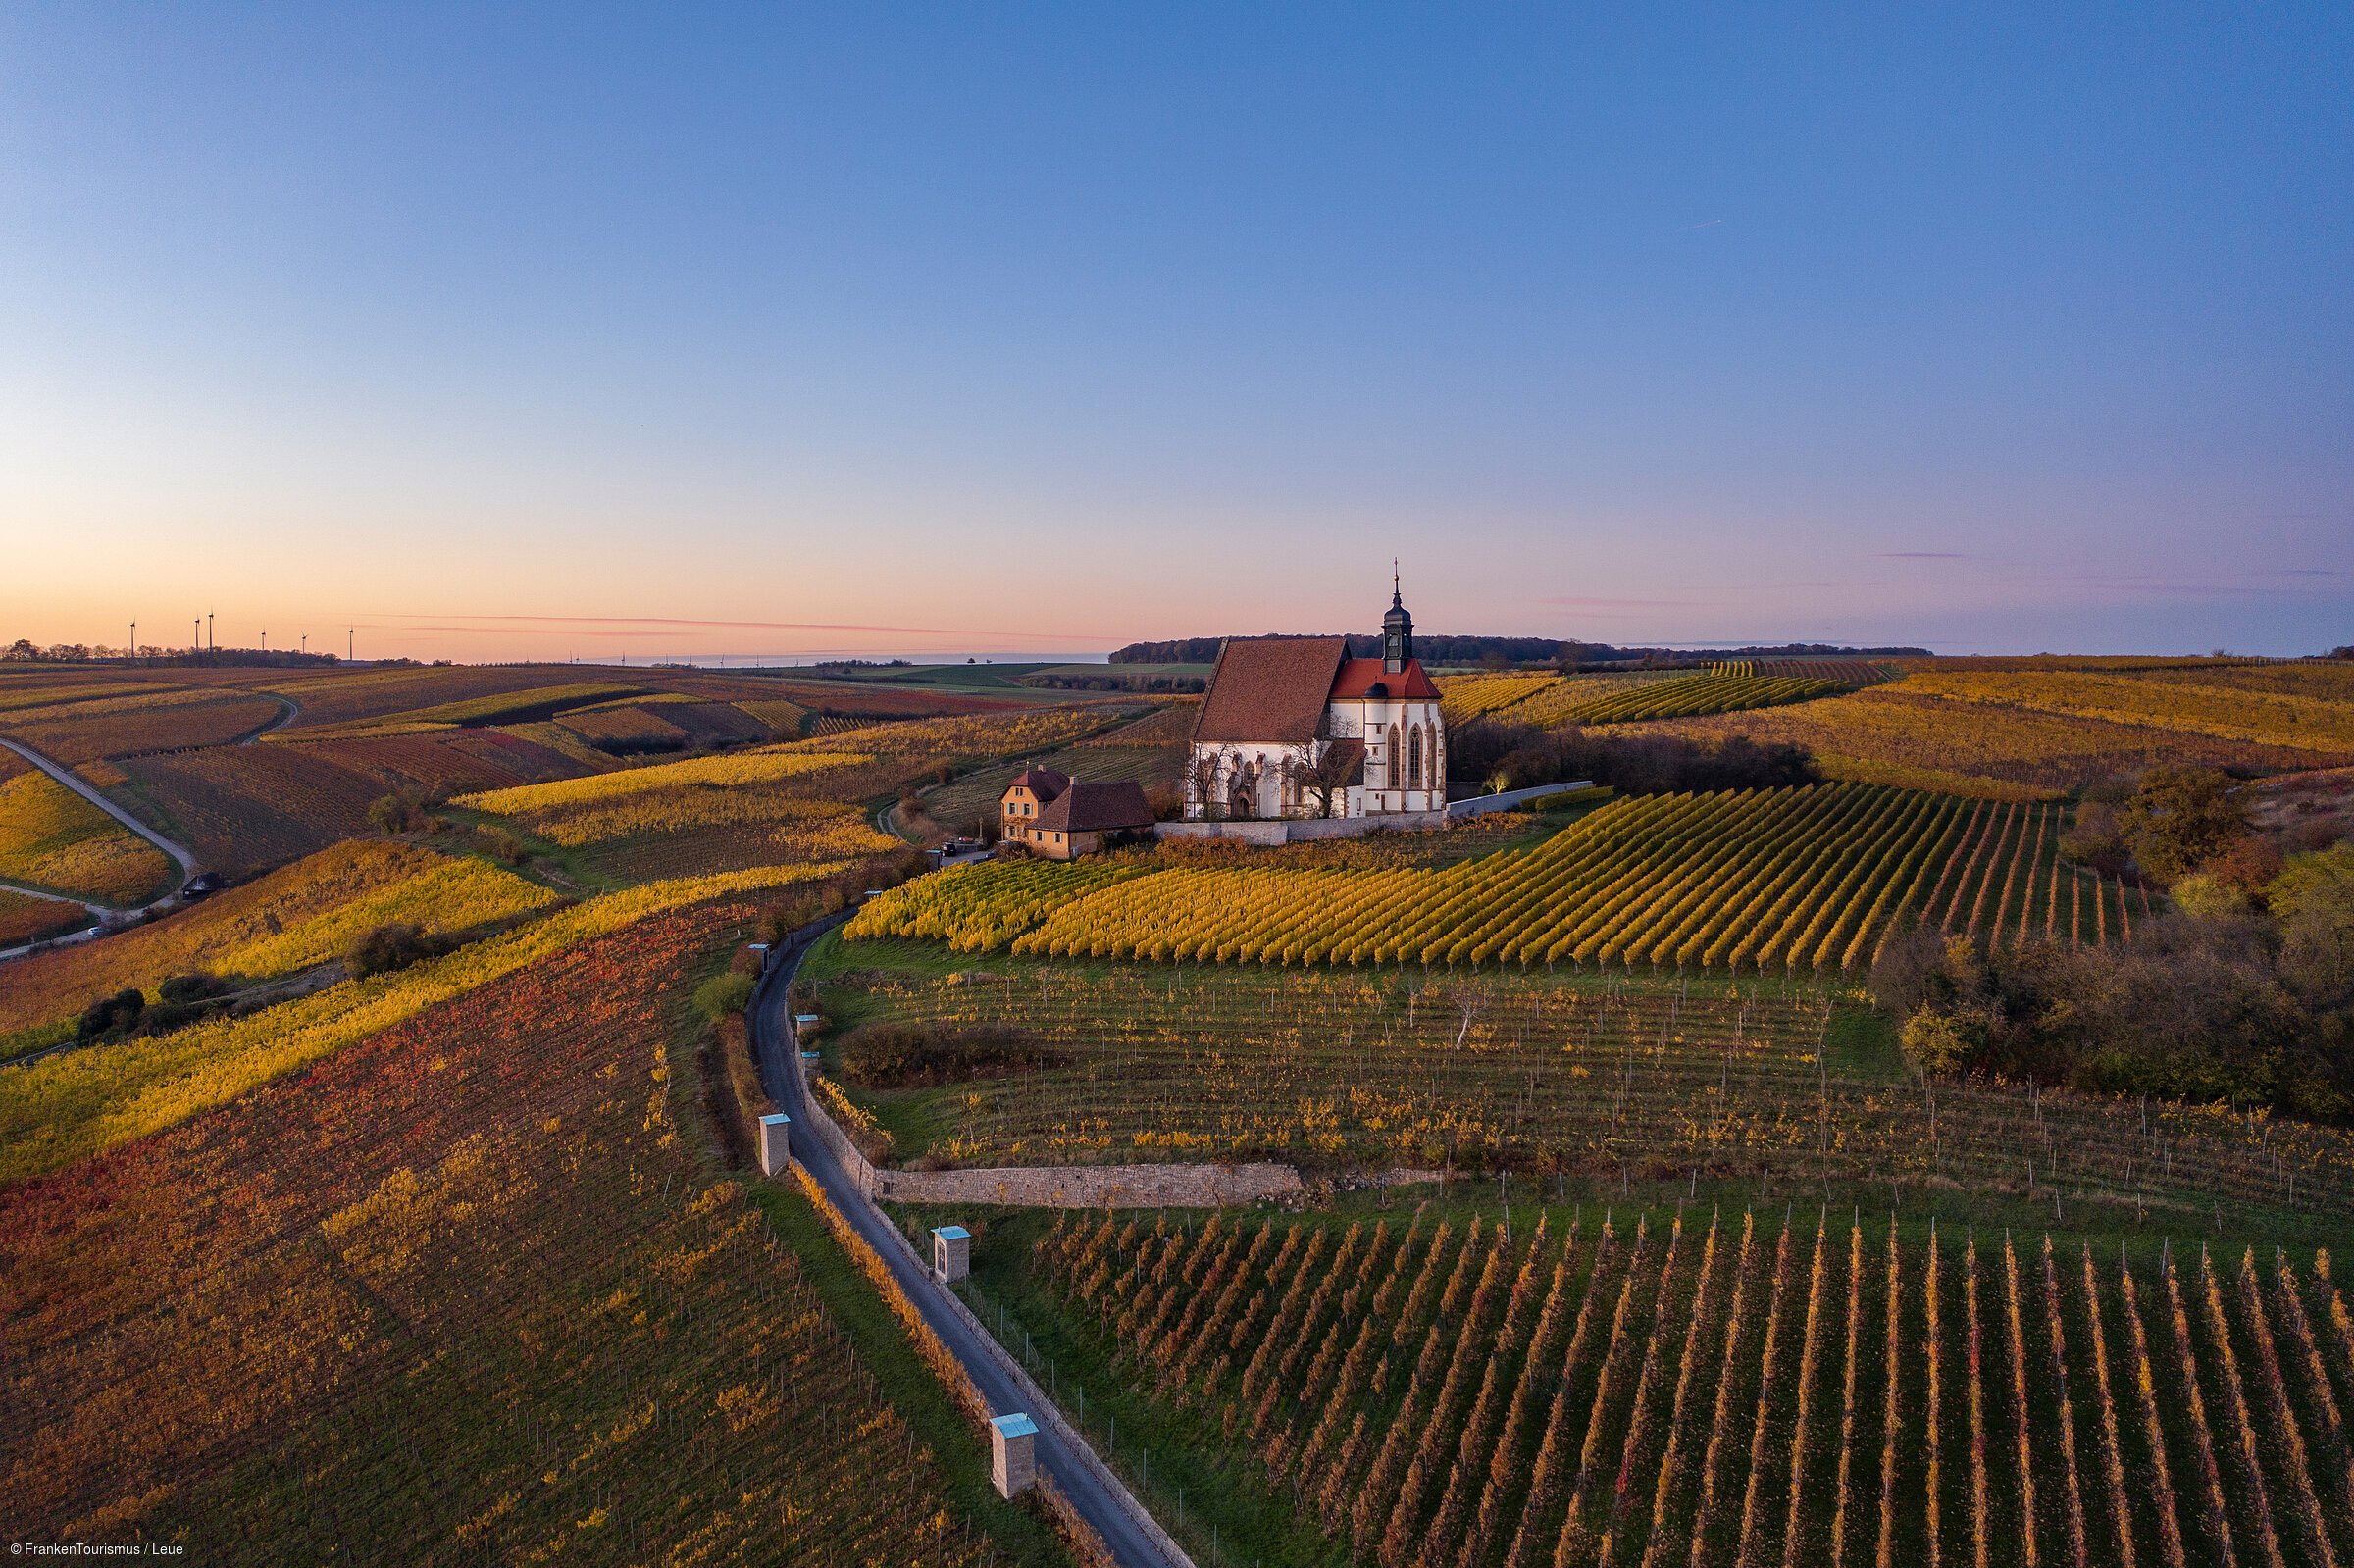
[1566,671,1840,725]
[1437,670,1844,732]
[1031,1207,2354,1568]
[846,784,2149,973]
[808,950,2352,1204]
[854,858,1149,953]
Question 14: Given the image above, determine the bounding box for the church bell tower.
[1382,562,1413,674]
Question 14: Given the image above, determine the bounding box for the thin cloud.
[1872,552,1971,560]
[2061,577,2305,600]
[1534,595,1702,609]
[1680,218,1724,231]
[369,611,1109,643]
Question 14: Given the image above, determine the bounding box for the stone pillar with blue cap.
[758,1112,791,1177]
[989,1413,1037,1497]
[931,1225,970,1282]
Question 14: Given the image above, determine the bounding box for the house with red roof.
[1183,574,1446,823]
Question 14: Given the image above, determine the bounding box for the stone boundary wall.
[872,1161,1302,1208]
[1154,812,1443,845]
[789,1053,1302,1210]
[1151,780,1590,844]
[1444,778,1596,822]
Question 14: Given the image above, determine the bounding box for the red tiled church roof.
[1032,779,1154,834]
[1190,636,1350,744]
[1328,656,1439,700]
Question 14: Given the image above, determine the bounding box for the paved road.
[0,736,200,961]
[236,692,300,743]
[0,881,110,963]
[0,737,197,891]
[0,878,103,913]
[751,918,1192,1568]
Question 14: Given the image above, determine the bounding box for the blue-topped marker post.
[989,1413,1038,1497]
[757,1112,791,1177]
[932,1225,971,1283]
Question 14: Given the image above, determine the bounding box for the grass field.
[10,649,2349,1568]
[0,901,1041,1565]
[931,1191,2354,1568]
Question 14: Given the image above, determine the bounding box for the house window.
[1054,834,1063,844]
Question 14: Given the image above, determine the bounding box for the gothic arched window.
[1407,725,1425,790]
[1387,723,1403,790]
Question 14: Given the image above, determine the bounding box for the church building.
[1183,574,1446,822]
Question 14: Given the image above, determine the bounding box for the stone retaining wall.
[1151,780,1592,844]
[790,1052,1302,1209]
[871,1161,1302,1208]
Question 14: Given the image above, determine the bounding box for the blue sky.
[4,4,2348,659]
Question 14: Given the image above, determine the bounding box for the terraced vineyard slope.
[1621,661,2354,799]
[1436,670,1841,731]
[1,903,1013,1564]
[457,708,1120,880]
[804,943,2352,1214]
[0,840,560,1057]
[850,784,2145,974]
[0,753,175,905]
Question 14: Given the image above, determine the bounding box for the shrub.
[1448,720,1817,796]
[476,827,529,866]
[692,970,757,1022]
[1900,1007,1979,1075]
[158,972,230,1006]
[343,922,445,979]
[2170,873,2251,921]
[77,987,145,1042]
[835,1020,1066,1088]
[2116,766,2249,884]
[2058,802,2129,877]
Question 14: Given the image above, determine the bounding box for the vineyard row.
[849,784,2151,974]
[1036,1208,2354,1568]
